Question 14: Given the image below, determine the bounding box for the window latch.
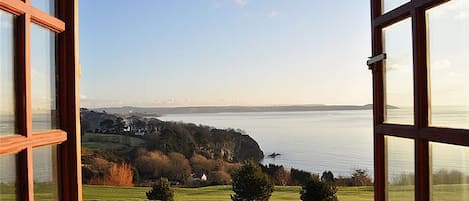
[367,53,386,70]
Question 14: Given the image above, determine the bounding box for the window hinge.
[367,53,386,70]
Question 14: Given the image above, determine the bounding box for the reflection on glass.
[0,11,16,136]
[431,142,469,201]
[383,19,413,125]
[383,0,410,13]
[427,0,469,129]
[33,145,58,201]
[0,154,17,200]
[31,24,58,132]
[32,0,55,16]
[386,136,414,201]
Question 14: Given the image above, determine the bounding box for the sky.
[79,0,373,108]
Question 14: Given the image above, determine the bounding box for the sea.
[159,106,469,179]
[159,109,374,177]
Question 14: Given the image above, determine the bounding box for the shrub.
[146,178,174,201]
[291,168,313,185]
[300,177,338,201]
[105,163,134,186]
[231,161,274,201]
[89,162,133,187]
[208,170,232,185]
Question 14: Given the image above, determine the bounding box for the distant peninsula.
[92,104,398,116]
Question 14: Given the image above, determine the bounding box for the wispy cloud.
[233,0,248,6]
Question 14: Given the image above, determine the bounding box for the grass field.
[83,185,374,201]
[81,133,146,151]
[3,184,467,200]
[82,184,469,201]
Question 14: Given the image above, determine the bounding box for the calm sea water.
[160,107,469,178]
[160,110,374,176]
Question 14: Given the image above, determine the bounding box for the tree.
[262,164,290,186]
[300,177,338,201]
[231,161,274,201]
[351,169,372,186]
[114,117,125,133]
[291,168,313,185]
[321,171,335,184]
[208,170,232,185]
[134,149,170,180]
[167,152,192,184]
[99,119,114,132]
[146,178,174,201]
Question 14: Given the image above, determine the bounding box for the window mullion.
[17,12,35,201]
[412,6,430,201]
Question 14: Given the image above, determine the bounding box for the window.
[0,10,16,136]
[370,0,469,201]
[0,0,80,200]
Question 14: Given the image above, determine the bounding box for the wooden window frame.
[370,0,465,201]
[0,0,81,201]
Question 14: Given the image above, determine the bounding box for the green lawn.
[83,185,374,201]
[81,133,146,151]
[4,184,466,200]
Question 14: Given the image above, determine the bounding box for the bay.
[159,110,374,176]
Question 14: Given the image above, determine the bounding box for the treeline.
[260,164,373,187]
[82,148,241,187]
[391,169,469,186]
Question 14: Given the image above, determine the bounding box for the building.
[369,0,469,200]
[0,0,81,201]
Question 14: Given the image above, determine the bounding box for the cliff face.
[194,128,264,162]
[81,109,264,163]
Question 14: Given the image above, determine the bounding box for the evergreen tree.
[300,177,338,201]
[231,161,274,201]
[321,171,335,184]
[146,178,174,201]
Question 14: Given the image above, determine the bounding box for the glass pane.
[0,154,17,201]
[431,142,469,201]
[383,19,414,125]
[383,0,410,13]
[32,0,55,16]
[33,145,59,201]
[427,0,469,129]
[386,136,414,201]
[0,11,16,136]
[31,24,58,132]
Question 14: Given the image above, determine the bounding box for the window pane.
[383,0,409,14]
[383,19,414,125]
[386,136,414,201]
[431,142,469,201]
[31,24,58,132]
[0,11,16,136]
[427,0,469,129]
[33,145,58,201]
[0,154,17,200]
[32,0,55,16]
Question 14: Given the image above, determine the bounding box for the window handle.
[367,53,386,70]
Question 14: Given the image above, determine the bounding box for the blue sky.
[79,0,372,108]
